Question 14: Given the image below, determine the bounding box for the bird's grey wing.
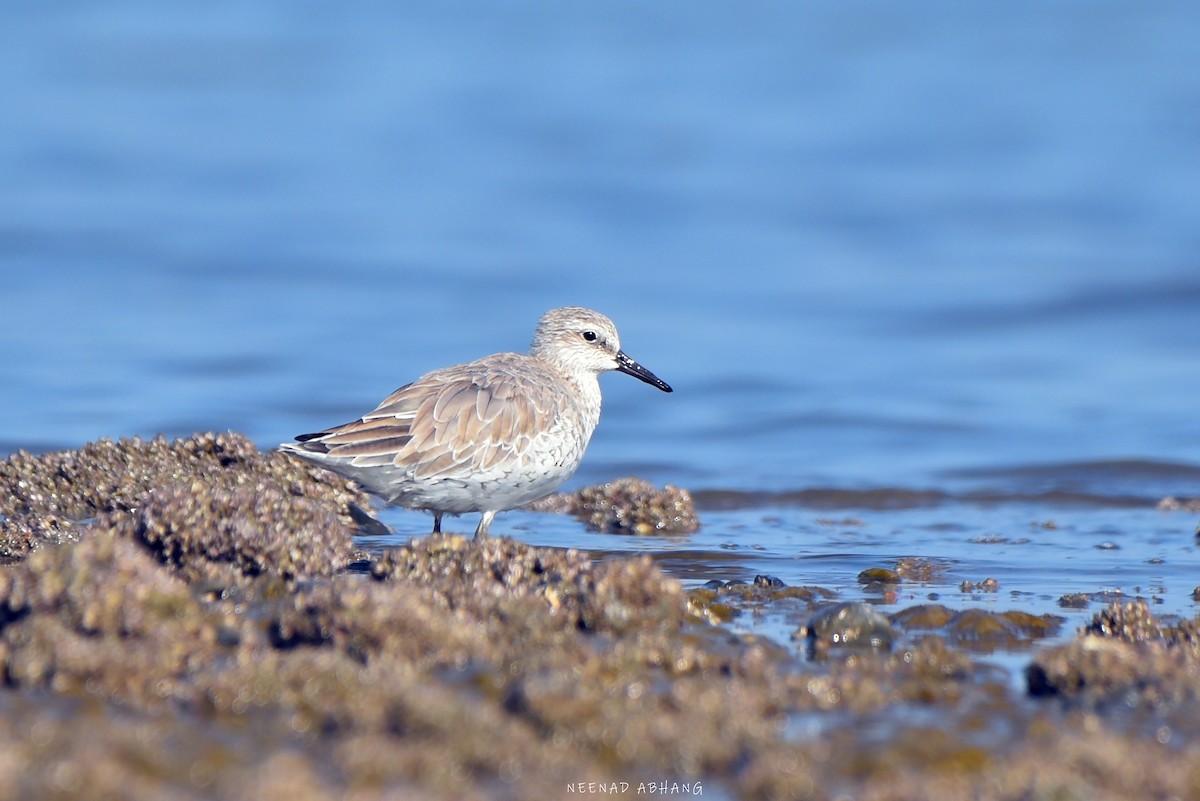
[288,378,428,467]
[294,366,558,476]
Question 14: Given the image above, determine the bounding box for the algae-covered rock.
[891,605,1062,651]
[857,567,901,586]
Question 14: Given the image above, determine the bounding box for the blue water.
[3,3,1199,628]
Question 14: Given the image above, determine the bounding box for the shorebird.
[280,306,672,538]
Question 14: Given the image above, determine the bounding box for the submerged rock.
[1058,592,1091,609]
[892,605,1062,651]
[959,577,1000,593]
[798,601,896,655]
[857,567,901,587]
[893,556,948,582]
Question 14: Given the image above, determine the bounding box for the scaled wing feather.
[299,366,565,477]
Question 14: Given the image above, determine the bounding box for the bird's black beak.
[615,350,673,393]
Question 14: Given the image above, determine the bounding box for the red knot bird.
[280,306,672,538]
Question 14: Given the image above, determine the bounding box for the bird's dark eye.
[581,330,598,342]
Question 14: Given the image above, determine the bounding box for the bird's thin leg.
[432,513,443,534]
[474,510,496,540]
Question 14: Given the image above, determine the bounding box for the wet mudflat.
[1,433,1199,801]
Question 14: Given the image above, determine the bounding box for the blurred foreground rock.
[1027,599,1200,708]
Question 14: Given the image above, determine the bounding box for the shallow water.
[3,1,1199,661]
[369,492,1198,670]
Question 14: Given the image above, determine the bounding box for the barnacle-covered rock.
[115,482,358,585]
[0,432,372,560]
[1027,600,1200,705]
[528,477,700,534]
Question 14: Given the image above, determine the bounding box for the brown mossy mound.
[834,725,1200,801]
[365,535,802,783]
[5,433,1198,799]
[1027,600,1200,709]
[0,533,217,703]
[527,476,700,534]
[789,636,976,713]
[371,533,690,635]
[113,482,358,585]
[0,432,371,561]
[0,521,821,799]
